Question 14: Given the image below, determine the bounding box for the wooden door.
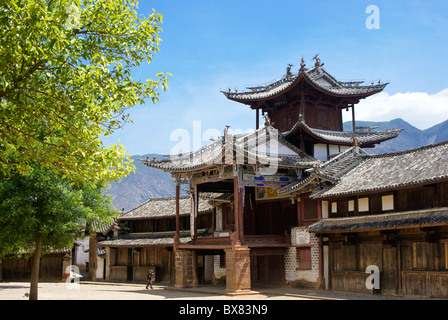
[382,245,397,293]
[160,250,171,282]
[251,254,285,285]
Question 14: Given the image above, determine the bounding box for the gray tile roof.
[222,66,387,101]
[313,140,448,199]
[278,147,366,195]
[98,230,206,247]
[119,196,212,220]
[307,207,448,233]
[282,117,402,146]
[141,126,320,172]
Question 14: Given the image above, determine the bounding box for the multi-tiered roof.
[222,58,387,103]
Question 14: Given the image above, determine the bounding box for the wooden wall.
[327,182,448,218]
[327,226,448,297]
[2,253,66,281]
[108,246,173,283]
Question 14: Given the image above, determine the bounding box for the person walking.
[146,269,155,289]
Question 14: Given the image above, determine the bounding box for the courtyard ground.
[0,280,428,300]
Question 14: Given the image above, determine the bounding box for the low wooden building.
[98,196,212,284]
[300,141,448,298]
[1,249,71,282]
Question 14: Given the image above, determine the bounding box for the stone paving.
[0,281,431,300]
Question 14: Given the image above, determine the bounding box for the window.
[223,203,234,229]
[358,197,369,213]
[314,144,328,161]
[348,200,355,212]
[322,201,329,218]
[331,202,338,214]
[382,195,394,211]
[296,247,312,270]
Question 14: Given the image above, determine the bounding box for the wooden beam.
[233,175,241,245]
[256,108,259,130]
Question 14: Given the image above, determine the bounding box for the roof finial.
[224,125,230,136]
[263,114,273,127]
[300,57,306,72]
[313,54,324,68]
[286,64,293,76]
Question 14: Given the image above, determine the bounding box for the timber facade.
[305,141,448,297]
[1,250,71,282]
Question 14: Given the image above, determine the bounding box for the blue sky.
[102,0,448,156]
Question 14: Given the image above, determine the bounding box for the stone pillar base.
[225,247,251,293]
[174,250,198,288]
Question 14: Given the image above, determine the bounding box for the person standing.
[146,269,155,289]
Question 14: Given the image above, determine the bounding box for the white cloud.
[347,89,448,129]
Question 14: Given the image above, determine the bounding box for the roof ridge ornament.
[263,114,274,127]
[313,54,324,68]
[299,57,306,72]
[286,64,293,76]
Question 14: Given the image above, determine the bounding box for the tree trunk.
[29,235,42,300]
[89,232,97,281]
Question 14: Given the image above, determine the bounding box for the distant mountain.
[105,154,187,212]
[108,118,448,211]
[423,119,448,145]
[343,118,448,154]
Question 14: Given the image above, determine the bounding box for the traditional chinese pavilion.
[141,56,401,292]
[223,56,400,160]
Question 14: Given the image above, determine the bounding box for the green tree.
[0,0,169,182]
[0,166,119,300]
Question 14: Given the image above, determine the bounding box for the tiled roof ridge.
[283,117,401,146]
[317,146,364,169]
[222,64,387,100]
[363,139,448,159]
[315,206,448,223]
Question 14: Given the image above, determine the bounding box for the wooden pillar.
[189,183,198,240]
[239,187,245,243]
[233,175,244,244]
[297,196,304,226]
[194,183,198,239]
[351,104,356,139]
[211,205,216,234]
[256,108,259,129]
[175,182,180,237]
